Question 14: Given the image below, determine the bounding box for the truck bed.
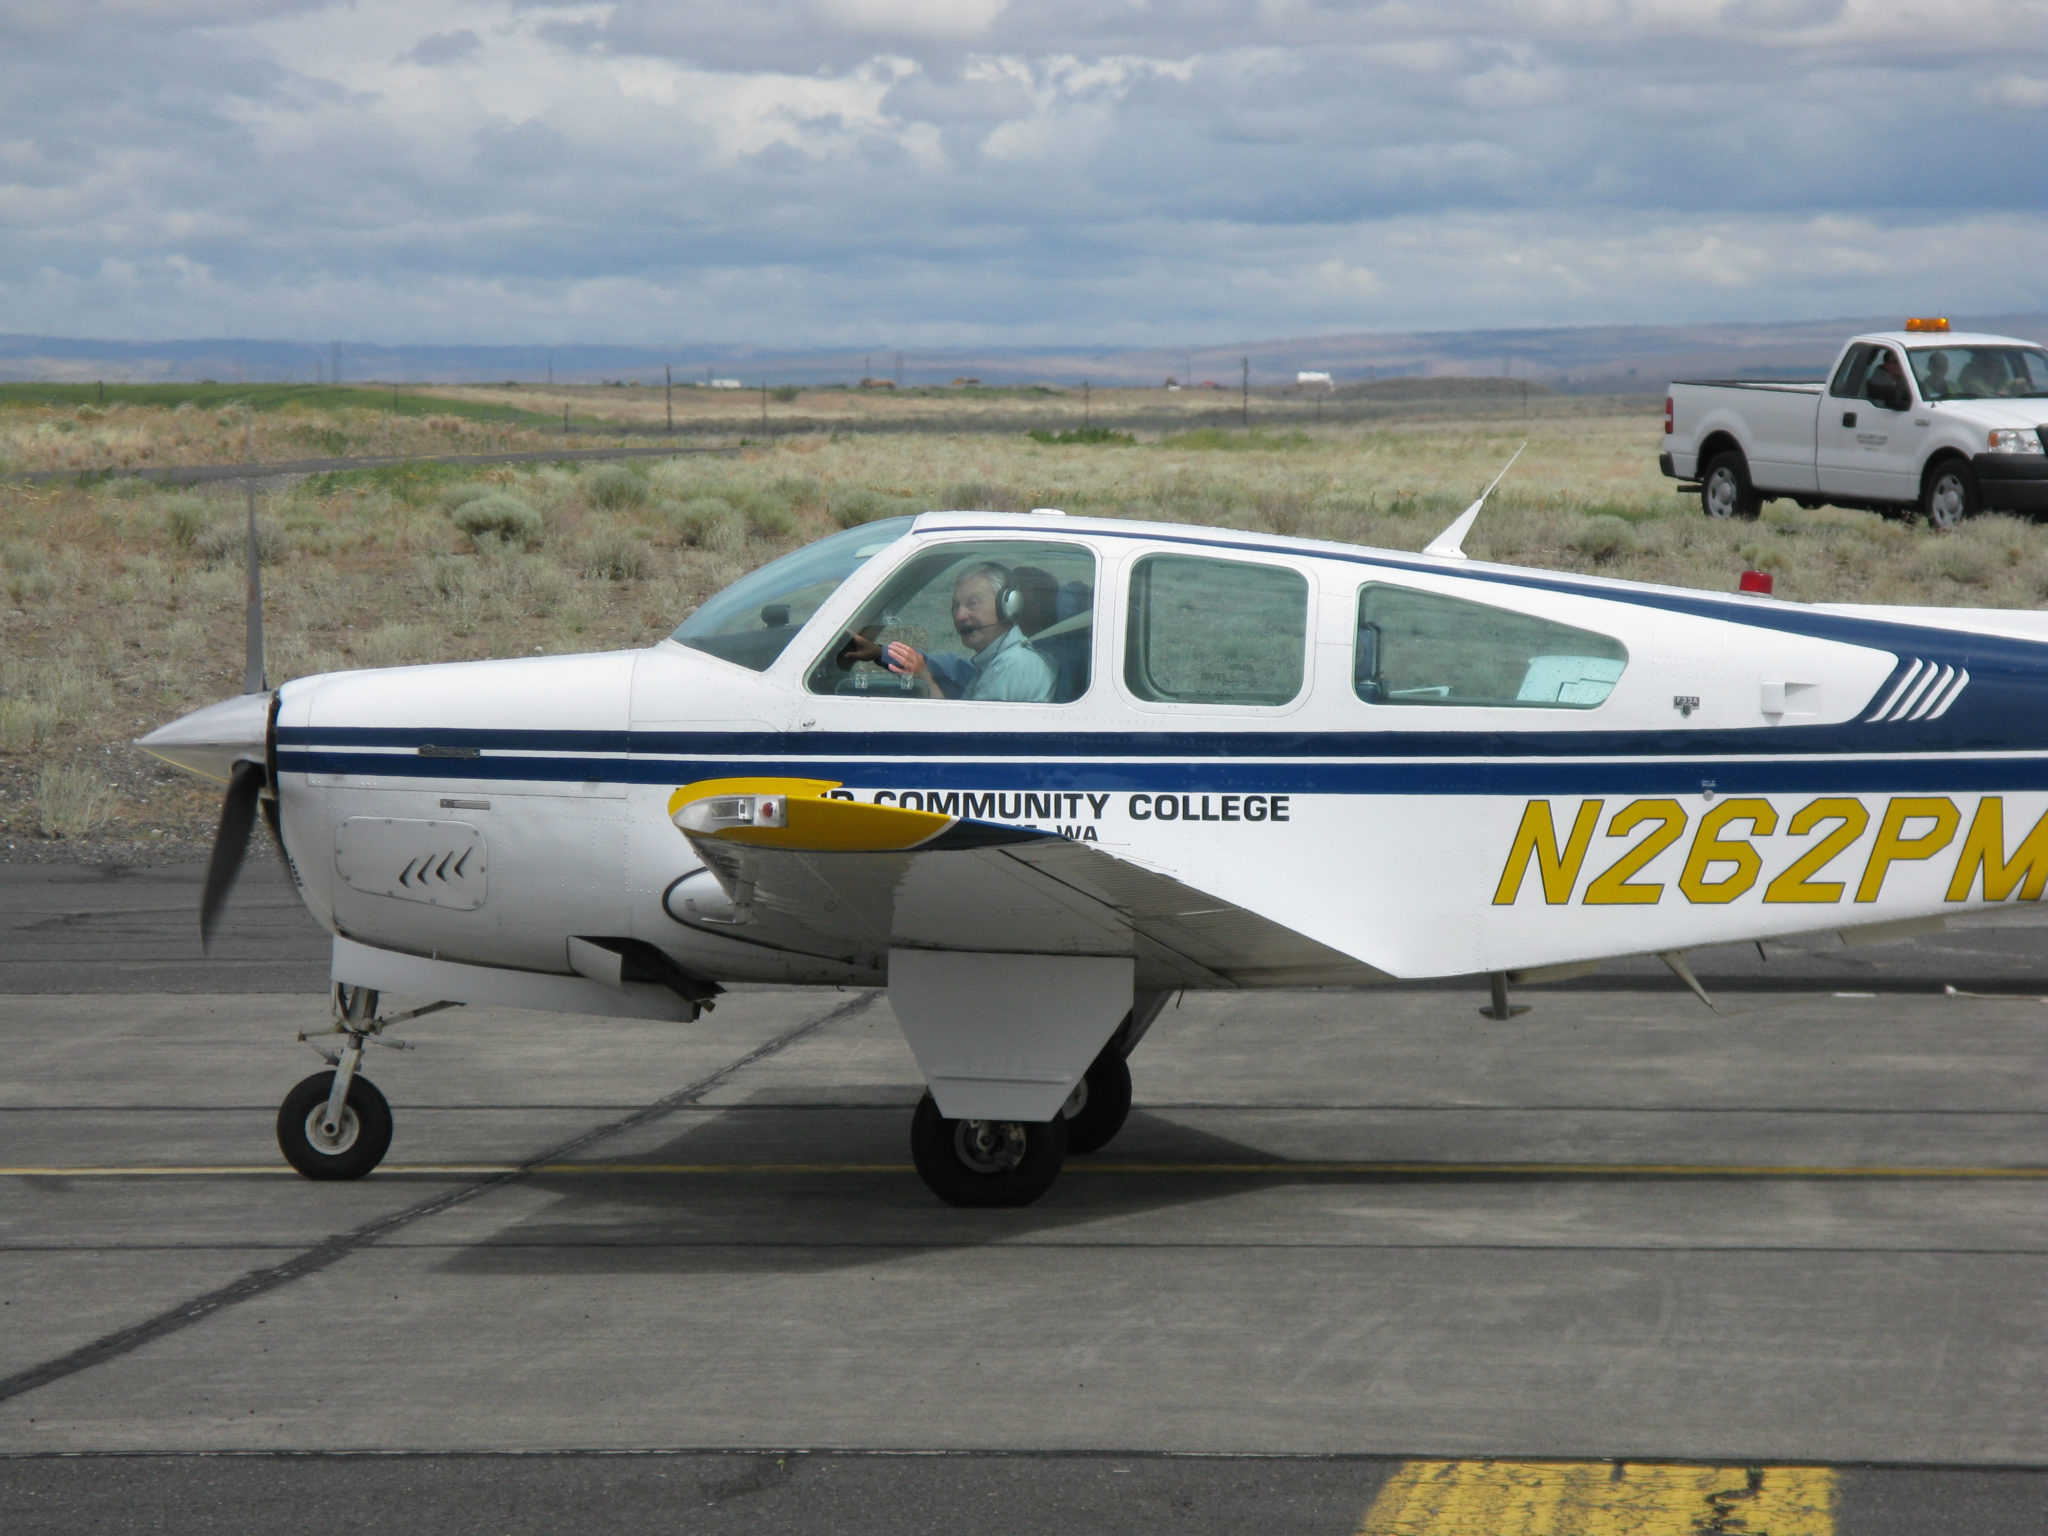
[1672,380,1822,393]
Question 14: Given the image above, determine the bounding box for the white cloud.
[1978,73,2048,110]
[0,0,2044,346]
[809,0,1009,38]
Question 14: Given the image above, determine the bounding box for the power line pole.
[1083,379,1090,428]
[761,381,769,433]
[1241,357,1249,427]
[331,341,341,386]
[665,364,673,432]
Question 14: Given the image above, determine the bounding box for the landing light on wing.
[677,792,787,833]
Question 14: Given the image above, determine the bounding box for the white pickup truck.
[1660,323,2048,529]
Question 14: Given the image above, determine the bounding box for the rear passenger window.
[1125,554,1309,706]
[1356,584,1627,708]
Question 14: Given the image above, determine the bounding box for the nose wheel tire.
[1922,462,1979,531]
[1061,1049,1134,1155]
[1700,451,1760,520]
[910,1092,1066,1208]
[277,1071,393,1181]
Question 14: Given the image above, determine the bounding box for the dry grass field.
[2,387,2042,861]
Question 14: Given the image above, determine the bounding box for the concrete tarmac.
[1,861,2045,1531]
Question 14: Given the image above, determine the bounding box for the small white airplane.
[140,479,2048,1206]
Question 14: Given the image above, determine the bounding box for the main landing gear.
[276,985,451,1180]
[909,1042,1137,1208]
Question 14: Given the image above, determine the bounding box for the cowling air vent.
[1864,659,1969,723]
[335,818,488,910]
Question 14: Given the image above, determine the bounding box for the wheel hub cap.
[954,1119,1027,1174]
[1704,472,1736,518]
[305,1103,361,1155]
[1930,478,1965,528]
[1061,1079,1090,1119]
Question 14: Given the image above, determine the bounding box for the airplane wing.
[668,778,1381,990]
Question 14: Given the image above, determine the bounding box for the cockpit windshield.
[1909,346,2048,400]
[671,516,916,671]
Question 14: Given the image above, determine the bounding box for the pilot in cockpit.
[839,562,1056,702]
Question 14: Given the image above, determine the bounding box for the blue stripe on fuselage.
[276,748,2048,795]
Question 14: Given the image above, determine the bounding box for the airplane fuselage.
[266,512,2048,992]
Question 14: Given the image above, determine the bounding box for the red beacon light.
[1739,569,1775,596]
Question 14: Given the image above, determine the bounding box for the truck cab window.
[1910,346,2048,401]
[1829,344,1878,399]
[1356,584,1627,708]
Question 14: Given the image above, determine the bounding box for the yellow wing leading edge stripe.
[668,776,959,852]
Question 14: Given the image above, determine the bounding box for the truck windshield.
[671,517,916,671]
[1909,346,2048,401]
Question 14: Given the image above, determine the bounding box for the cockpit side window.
[1356,583,1627,708]
[807,540,1095,703]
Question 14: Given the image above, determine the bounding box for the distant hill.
[4,314,2042,394]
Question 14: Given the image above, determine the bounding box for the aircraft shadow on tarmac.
[438,1098,1313,1277]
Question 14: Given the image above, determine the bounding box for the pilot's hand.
[882,642,928,679]
[838,632,884,668]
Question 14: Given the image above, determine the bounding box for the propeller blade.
[200,760,266,952]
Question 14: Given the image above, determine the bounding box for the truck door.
[1816,343,1924,504]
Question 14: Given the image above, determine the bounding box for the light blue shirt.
[964,624,1055,702]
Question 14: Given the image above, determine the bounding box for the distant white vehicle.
[709,378,744,390]
[1297,371,1333,387]
[1662,320,2048,530]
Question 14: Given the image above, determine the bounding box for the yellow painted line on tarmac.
[1078,1160,2048,1179]
[2,1160,2045,1180]
[1358,1460,1835,1536]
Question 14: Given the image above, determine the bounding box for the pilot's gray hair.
[953,561,1012,597]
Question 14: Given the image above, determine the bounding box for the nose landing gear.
[277,1069,392,1180]
[276,985,451,1181]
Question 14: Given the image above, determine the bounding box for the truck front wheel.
[1701,452,1760,520]
[1921,460,1979,531]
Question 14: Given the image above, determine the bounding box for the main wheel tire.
[277,1071,393,1181]
[1700,451,1760,520]
[1061,1050,1133,1155]
[1922,459,1979,531]
[910,1092,1066,1208]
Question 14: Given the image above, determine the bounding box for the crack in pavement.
[0,989,877,1405]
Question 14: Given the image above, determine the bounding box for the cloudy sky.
[3,0,2046,347]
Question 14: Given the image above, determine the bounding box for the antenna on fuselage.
[1423,442,1525,561]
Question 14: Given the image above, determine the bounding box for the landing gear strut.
[275,984,447,1180]
[910,1093,1067,1208]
